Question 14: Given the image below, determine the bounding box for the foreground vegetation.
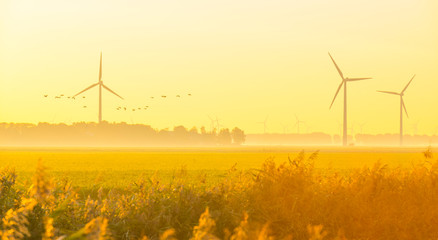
[1,149,437,240]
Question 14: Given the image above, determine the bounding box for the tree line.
[0,122,246,147]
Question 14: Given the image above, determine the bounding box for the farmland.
[1,146,437,240]
[0,146,426,188]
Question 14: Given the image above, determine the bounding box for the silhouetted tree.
[200,126,207,135]
[231,127,246,145]
[218,128,232,145]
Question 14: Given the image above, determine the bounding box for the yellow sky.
[0,0,437,135]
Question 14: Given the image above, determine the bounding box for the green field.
[0,146,430,189]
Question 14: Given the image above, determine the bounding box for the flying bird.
[44,95,48,97]
[161,96,167,98]
[188,94,192,96]
[83,106,87,108]
[176,95,180,97]
[150,97,154,99]
[82,96,86,99]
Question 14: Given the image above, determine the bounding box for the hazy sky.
[1,0,437,135]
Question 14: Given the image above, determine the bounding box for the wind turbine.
[348,123,355,142]
[359,122,367,135]
[411,120,419,135]
[377,75,415,146]
[257,116,269,134]
[329,53,372,146]
[294,115,305,134]
[215,116,224,130]
[280,123,289,134]
[73,52,124,123]
[207,115,216,133]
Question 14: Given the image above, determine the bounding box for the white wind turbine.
[73,52,124,123]
[377,75,415,146]
[329,53,372,146]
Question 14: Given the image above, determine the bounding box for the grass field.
[0,146,429,189]
[1,146,437,239]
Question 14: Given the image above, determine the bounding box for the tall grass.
[1,150,438,239]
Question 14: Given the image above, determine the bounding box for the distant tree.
[200,126,207,135]
[218,128,232,145]
[189,127,198,134]
[231,127,246,145]
[173,125,188,134]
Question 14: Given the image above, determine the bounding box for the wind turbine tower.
[215,116,224,130]
[329,53,372,146]
[257,116,269,134]
[294,115,305,134]
[207,115,215,133]
[377,75,415,146]
[73,52,124,123]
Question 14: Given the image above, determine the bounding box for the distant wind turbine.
[359,122,367,135]
[348,124,355,141]
[207,115,215,133]
[411,120,419,135]
[215,116,224,130]
[73,52,124,123]
[377,74,415,146]
[329,53,372,146]
[257,116,269,134]
[434,127,438,136]
[280,123,289,134]
[294,115,305,134]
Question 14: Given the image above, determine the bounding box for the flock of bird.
[44,94,85,100]
[43,93,192,111]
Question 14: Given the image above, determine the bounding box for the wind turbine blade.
[377,90,400,95]
[402,74,415,93]
[329,82,344,109]
[99,52,102,81]
[402,98,408,118]
[328,52,344,80]
[346,78,372,81]
[102,84,124,100]
[73,83,99,97]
